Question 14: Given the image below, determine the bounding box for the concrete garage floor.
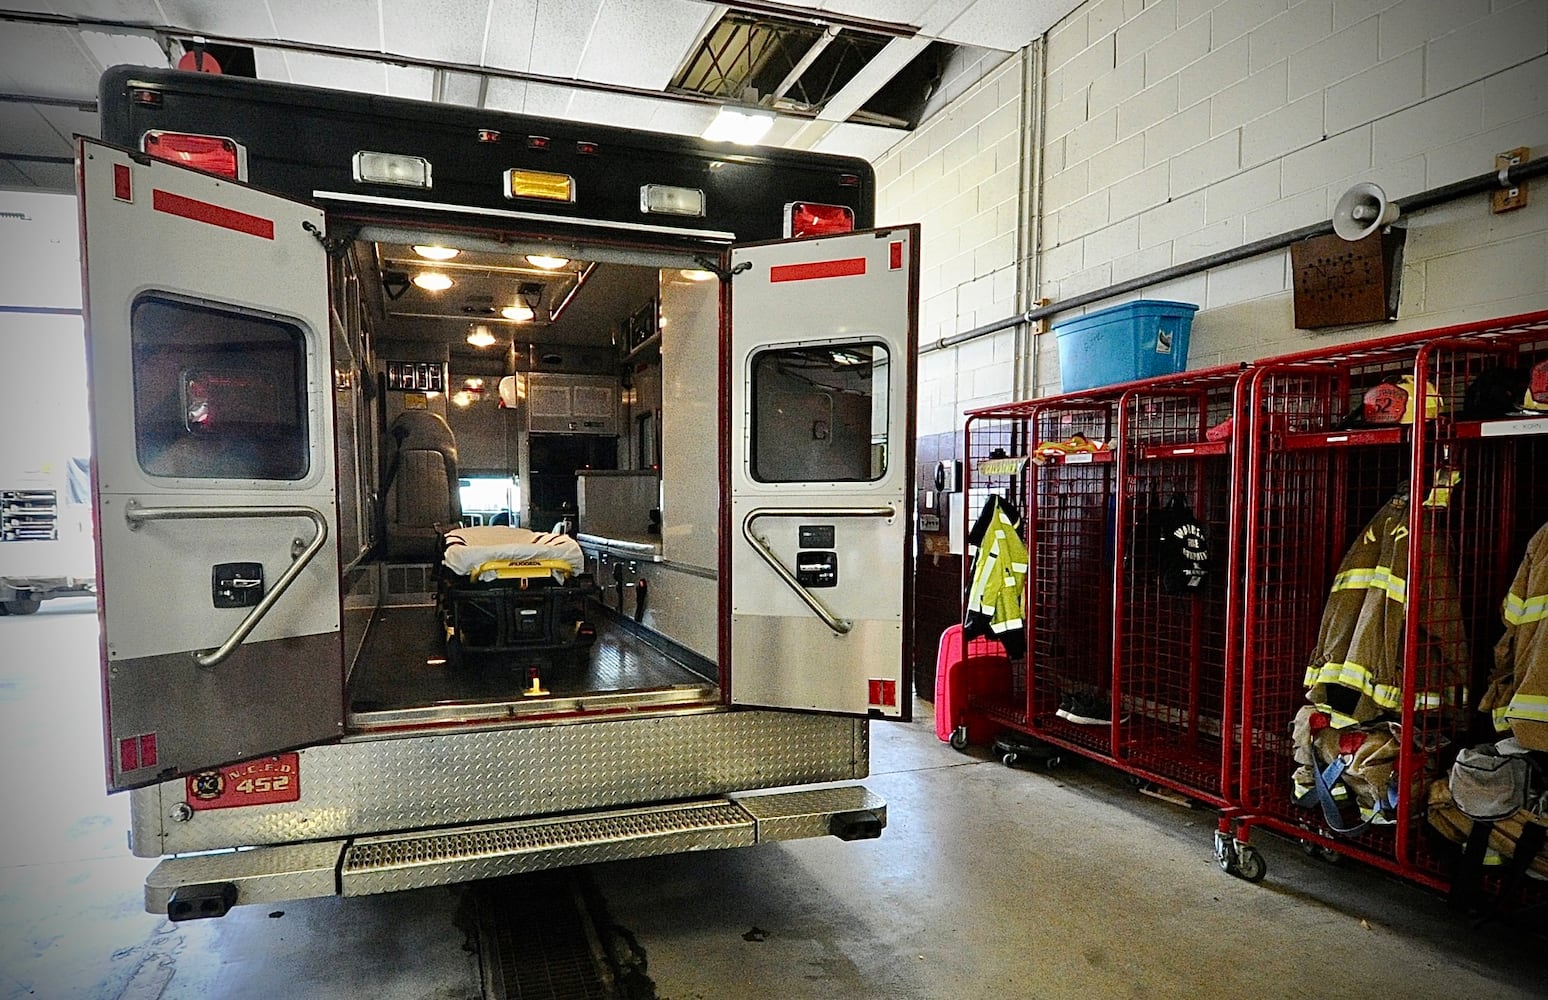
[1,603,1542,999]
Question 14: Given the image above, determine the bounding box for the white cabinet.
[524,373,620,435]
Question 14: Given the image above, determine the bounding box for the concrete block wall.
[875,55,1029,438]
[1039,0,1548,395]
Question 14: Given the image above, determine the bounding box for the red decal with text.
[770,257,866,283]
[186,753,300,810]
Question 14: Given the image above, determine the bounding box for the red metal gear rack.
[1225,310,1548,889]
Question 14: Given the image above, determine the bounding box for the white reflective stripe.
[1503,590,1548,625]
[1506,693,1548,723]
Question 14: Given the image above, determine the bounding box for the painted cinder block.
[1325,47,1424,133]
[1425,1,1548,97]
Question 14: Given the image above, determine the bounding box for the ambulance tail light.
[141,131,246,180]
[784,202,854,238]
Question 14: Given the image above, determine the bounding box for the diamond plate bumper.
[141,785,884,915]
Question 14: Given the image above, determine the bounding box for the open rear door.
[727,225,918,717]
[78,139,343,791]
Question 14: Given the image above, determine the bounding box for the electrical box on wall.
[934,459,962,493]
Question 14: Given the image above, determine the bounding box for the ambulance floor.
[2,600,1543,1000]
[346,603,714,716]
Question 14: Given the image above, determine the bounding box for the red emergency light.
[141,131,245,180]
[784,201,854,239]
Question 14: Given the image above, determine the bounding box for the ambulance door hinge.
[692,256,751,283]
[302,220,351,258]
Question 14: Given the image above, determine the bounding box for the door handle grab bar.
[740,506,895,636]
[124,500,330,668]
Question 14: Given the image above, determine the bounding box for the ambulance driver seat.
[382,410,462,562]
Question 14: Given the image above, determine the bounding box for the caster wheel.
[949,726,968,751]
[1234,844,1268,883]
[1043,755,1062,770]
[1001,752,1019,767]
[1127,775,1143,788]
[3,596,41,615]
[1214,833,1237,875]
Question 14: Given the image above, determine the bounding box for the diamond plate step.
[341,799,756,896]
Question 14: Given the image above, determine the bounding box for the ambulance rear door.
[78,138,343,791]
[727,225,918,718]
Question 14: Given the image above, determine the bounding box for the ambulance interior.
[327,226,888,728]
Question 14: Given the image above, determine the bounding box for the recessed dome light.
[501,304,535,321]
[525,254,569,269]
[412,272,453,291]
[413,245,460,260]
[466,325,497,347]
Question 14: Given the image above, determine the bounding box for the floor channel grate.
[475,871,613,1000]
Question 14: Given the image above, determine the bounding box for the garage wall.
[875,54,1029,438]
[1038,0,1548,393]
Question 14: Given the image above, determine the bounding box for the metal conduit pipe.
[921,152,1548,355]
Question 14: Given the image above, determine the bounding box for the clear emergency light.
[141,131,246,180]
[640,184,706,218]
[353,151,433,189]
[784,202,854,238]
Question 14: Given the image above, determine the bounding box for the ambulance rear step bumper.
[147,785,885,917]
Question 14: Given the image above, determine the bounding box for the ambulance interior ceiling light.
[702,106,775,145]
[501,304,535,321]
[679,268,716,282]
[525,254,570,269]
[413,244,461,260]
[412,272,453,291]
[467,325,497,348]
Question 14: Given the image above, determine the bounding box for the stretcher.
[438,526,597,669]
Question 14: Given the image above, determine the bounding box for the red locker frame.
[1228,310,1548,890]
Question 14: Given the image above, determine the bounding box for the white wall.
[1039,0,1548,394]
[883,0,1548,412]
[875,55,1030,437]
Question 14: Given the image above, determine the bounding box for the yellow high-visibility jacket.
[1481,521,1548,750]
[964,495,1028,659]
[1304,493,1469,726]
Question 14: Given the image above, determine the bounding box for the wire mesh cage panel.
[1113,366,1248,804]
[1235,311,1548,891]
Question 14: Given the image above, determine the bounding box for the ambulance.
[79,65,917,919]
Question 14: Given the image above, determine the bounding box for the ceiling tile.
[41,1,165,19]
[482,0,539,72]
[481,76,530,112]
[156,0,277,35]
[266,0,382,50]
[562,90,667,131]
[385,65,436,101]
[519,81,575,119]
[0,158,36,189]
[809,120,905,160]
[437,70,487,107]
[78,27,168,73]
[811,1,940,26]
[383,0,491,66]
[524,0,604,78]
[14,157,77,191]
[281,51,391,97]
[644,101,718,137]
[34,105,100,144]
[0,102,75,155]
[575,0,709,89]
[934,0,1074,50]
[253,49,292,83]
[0,23,109,97]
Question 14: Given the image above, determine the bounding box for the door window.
[131,295,309,480]
[750,342,889,483]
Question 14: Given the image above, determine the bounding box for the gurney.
[437,525,597,669]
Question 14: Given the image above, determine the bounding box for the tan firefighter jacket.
[1304,492,1469,726]
[1480,521,1548,750]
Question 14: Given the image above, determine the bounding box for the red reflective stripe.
[119,736,139,772]
[889,240,902,270]
[769,257,866,283]
[113,163,132,202]
[152,189,274,239]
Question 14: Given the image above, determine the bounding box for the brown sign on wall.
[1290,228,1406,329]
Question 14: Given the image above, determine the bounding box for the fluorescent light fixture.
[412,272,453,291]
[466,325,497,348]
[702,107,774,145]
[501,304,535,322]
[525,254,569,269]
[413,244,460,260]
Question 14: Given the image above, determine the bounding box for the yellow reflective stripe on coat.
[1331,565,1407,603]
[1506,693,1548,724]
[1502,590,1548,625]
[1305,660,1458,712]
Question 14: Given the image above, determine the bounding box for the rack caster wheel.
[949,725,969,751]
[1001,752,1019,767]
[1043,755,1061,770]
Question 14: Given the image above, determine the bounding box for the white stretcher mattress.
[442,525,586,580]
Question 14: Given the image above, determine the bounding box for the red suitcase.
[934,624,1012,748]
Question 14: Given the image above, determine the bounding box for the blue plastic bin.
[1053,299,1198,393]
